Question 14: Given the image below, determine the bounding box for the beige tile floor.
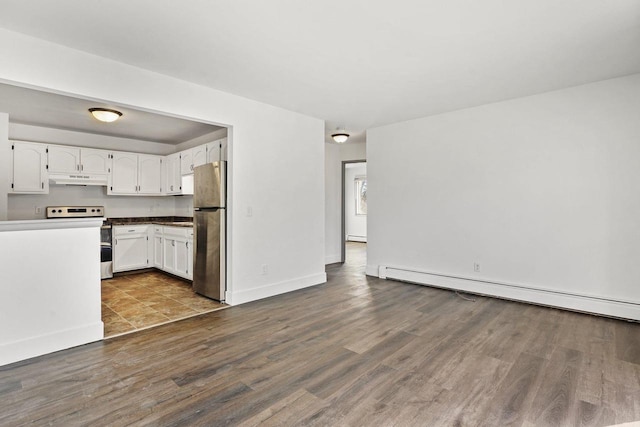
[101,271,226,338]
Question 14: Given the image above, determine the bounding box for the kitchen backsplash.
[7,185,193,220]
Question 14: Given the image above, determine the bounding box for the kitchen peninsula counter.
[0,217,104,367]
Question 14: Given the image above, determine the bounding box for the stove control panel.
[46,206,105,218]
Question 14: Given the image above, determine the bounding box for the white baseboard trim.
[373,265,640,321]
[347,236,367,243]
[0,321,104,367]
[228,272,327,305]
[325,254,342,264]
[365,265,379,277]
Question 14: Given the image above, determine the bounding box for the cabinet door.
[220,137,228,161]
[153,227,163,269]
[174,237,189,278]
[206,140,221,163]
[180,149,193,174]
[187,237,194,280]
[11,141,49,193]
[164,153,181,194]
[48,145,81,173]
[113,233,149,272]
[110,152,138,194]
[81,148,111,174]
[192,145,207,168]
[163,237,177,274]
[138,154,163,194]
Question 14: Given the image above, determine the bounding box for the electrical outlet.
[261,264,268,275]
[474,262,480,272]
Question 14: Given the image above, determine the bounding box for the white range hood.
[49,172,108,186]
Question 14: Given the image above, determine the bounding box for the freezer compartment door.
[194,161,226,208]
[193,209,226,301]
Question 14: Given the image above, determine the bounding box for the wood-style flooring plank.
[2,242,640,426]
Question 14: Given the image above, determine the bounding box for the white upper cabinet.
[206,137,227,163]
[180,144,209,175]
[110,152,138,194]
[80,148,111,174]
[206,139,221,163]
[180,149,193,174]
[192,145,207,168]
[109,152,163,195]
[138,154,162,194]
[164,152,182,195]
[11,141,49,194]
[48,145,80,173]
[48,145,111,176]
[220,137,228,161]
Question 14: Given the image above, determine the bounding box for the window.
[355,175,367,215]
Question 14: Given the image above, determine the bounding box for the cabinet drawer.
[113,225,149,237]
[163,226,192,239]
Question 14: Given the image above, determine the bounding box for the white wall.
[345,163,367,241]
[0,113,8,220]
[0,28,326,306]
[367,73,640,320]
[325,141,366,263]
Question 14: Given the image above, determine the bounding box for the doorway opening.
[341,160,367,265]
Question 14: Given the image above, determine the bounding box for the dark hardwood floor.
[1,242,640,426]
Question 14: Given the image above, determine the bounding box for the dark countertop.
[152,221,193,228]
[106,216,193,227]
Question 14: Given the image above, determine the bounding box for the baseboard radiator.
[377,265,640,321]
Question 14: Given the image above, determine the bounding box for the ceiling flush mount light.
[89,108,122,123]
[332,132,349,144]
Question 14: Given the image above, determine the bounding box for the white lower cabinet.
[113,225,150,272]
[152,226,163,269]
[162,226,193,280]
[114,224,193,279]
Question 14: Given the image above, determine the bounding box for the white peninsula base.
[0,218,104,366]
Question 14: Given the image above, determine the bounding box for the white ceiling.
[0,83,222,145]
[0,1,639,144]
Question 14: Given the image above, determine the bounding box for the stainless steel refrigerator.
[193,161,226,301]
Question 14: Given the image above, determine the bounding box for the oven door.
[100,224,113,279]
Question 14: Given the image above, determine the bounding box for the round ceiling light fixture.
[89,108,123,123]
[331,132,349,144]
